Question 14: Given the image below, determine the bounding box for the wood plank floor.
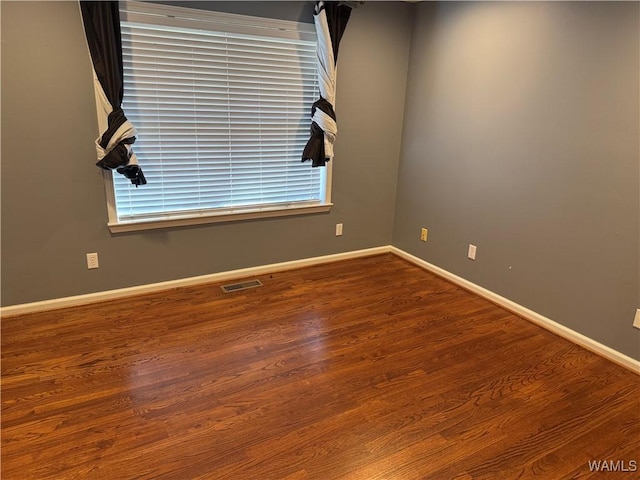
[2,253,638,479]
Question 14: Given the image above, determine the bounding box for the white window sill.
[108,203,333,233]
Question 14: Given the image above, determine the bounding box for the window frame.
[95,1,333,233]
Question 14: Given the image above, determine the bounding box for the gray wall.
[393,1,640,359]
[0,1,412,305]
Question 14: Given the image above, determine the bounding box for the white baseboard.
[390,247,640,374]
[0,246,391,318]
[3,244,638,374]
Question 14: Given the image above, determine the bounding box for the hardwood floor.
[2,253,638,479]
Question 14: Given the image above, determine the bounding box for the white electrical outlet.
[467,244,477,260]
[336,223,343,236]
[86,252,99,269]
[420,228,428,242]
[633,309,640,330]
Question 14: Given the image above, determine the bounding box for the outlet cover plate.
[467,244,477,260]
[86,253,99,269]
[633,309,640,330]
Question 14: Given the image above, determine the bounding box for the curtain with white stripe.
[80,1,146,186]
[302,1,352,167]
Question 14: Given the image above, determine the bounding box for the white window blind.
[112,2,324,225]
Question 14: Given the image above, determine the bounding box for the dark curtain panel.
[80,1,146,186]
[323,2,351,62]
[302,1,352,168]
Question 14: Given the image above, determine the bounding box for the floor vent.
[220,279,263,293]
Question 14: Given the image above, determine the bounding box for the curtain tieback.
[95,109,146,186]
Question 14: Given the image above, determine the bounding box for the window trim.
[95,1,333,233]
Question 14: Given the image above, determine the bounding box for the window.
[103,2,330,233]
